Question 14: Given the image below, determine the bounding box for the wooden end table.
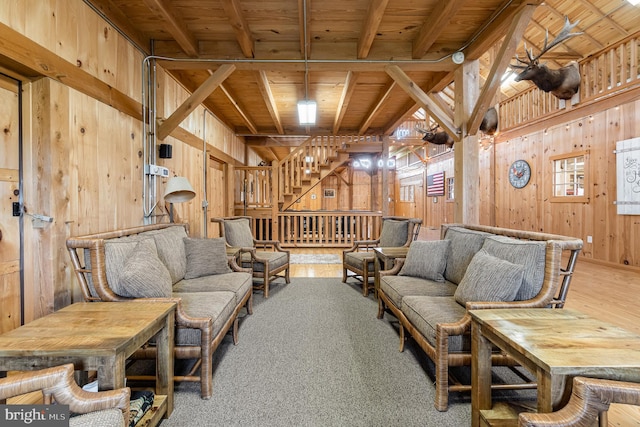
[0,301,176,424]
[373,246,409,297]
[470,308,640,427]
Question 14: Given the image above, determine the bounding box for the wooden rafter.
[575,0,629,37]
[298,0,311,57]
[385,65,458,140]
[541,3,604,49]
[528,19,584,58]
[221,0,254,58]
[357,0,390,59]
[220,83,258,135]
[468,4,537,135]
[157,64,236,140]
[359,80,396,135]
[412,0,465,59]
[141,0,198,57]
[256,71,284,134]
[333,71,359,134]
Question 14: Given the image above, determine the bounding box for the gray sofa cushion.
[173,272,253,306]
[401,296,469,352]
[239,251,288,273]
[399,240,450,282]
[183,237,231,279]
[172,291,236,346]
[140,226,188,284]
[454,249,524,306]
[223,218,255,248]
[443,226,491,284]
[115,238,172,298]
[481,235,547,301]
[379,219,409,247]
[104,235,146,287]
[344,251,375,272]
[380,275,458,308]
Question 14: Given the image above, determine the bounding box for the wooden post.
[454,60,480,224]
[381,136,390,216]
[271,160,279,241]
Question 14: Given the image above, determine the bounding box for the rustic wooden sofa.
[67,223,253,400]
[377,223,583,411]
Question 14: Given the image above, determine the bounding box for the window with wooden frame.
[550,151,589,203]
[446,177,454,200]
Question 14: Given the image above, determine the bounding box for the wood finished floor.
[287,247,640,426]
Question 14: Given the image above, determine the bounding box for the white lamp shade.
[297,100,317,125]
[164,176,196,203]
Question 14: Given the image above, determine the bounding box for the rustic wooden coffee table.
[470,308,640,427]
[0,301,176,424]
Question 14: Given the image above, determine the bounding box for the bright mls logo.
[1,405,69,426]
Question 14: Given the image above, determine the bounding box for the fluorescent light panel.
[297,100,317,125]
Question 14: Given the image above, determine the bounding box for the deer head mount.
[415,124,454,148]
[510,16,583,100]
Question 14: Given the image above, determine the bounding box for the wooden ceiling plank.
[464,0,545,60]
[141,0,199,56]
[357,0,390,59]
[220,83,259,134]
[157,64,236,140]
[412,0,465,59]
[542,3,604,49]
[333,71,360,134]
[385,65,458,140]
[468,5,537,135]
[577,0,629,37]
[256,71,284,134]
[221,0,255,58]
[528,19,584,58]
[358,80,396,135]
[85,0,150,53]
[299,0,311,57]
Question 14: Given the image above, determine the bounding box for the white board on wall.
[615,137,640,215]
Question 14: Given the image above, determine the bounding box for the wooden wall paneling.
[54,0,78,64]
[0,78,21,334]
[25,0,55,50]
[478,145,494,225]
[77,3,100,79]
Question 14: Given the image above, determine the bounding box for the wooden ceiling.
[86,0,640,161]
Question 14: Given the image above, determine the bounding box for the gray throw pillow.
[223,219,254,248]
[115,238,172,298]
[399,240,451,282]
[379,219,409,247]
[454,249,524,306]
[104,235,145,287]
[183,237,232,279]
[443,226,490,284]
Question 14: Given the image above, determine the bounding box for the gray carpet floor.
[157,278,475,426]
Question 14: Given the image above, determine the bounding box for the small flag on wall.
[427,172,445,196]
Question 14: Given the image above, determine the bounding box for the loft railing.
[498,32,640,131]
[234,166,272,213]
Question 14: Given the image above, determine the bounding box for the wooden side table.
[470,308,640,427]
[0,301,176,424]
[373,247,409,298]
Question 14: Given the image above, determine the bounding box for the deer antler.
[533,16,582,62]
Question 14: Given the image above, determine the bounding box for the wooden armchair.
[0,364,130,427]
[519,376,640,427]
[342,216,421,296]
[212,216,290,298]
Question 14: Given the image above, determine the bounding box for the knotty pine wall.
[423,98,640,268]
[0,0,250,326]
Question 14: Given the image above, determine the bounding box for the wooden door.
[0,75,21,333]
[207,156,226,237]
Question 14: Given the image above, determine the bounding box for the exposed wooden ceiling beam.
[333,71,359,134]
[385,65,458,140]
[220,83,258,134]
[141,0,198,57]
[528,19,584,58]
[357,0,390,59]
[576,0,629,37]
[221,0,255,58]
[157,64,236,140]
[464,0,545,60]
[358,80,395,135]
[412,0,465,59]
[468,4,536,135]
[256,71,284,134]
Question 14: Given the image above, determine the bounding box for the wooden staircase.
[277,135,383,211]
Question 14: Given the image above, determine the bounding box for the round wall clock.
[508,160,531,189]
